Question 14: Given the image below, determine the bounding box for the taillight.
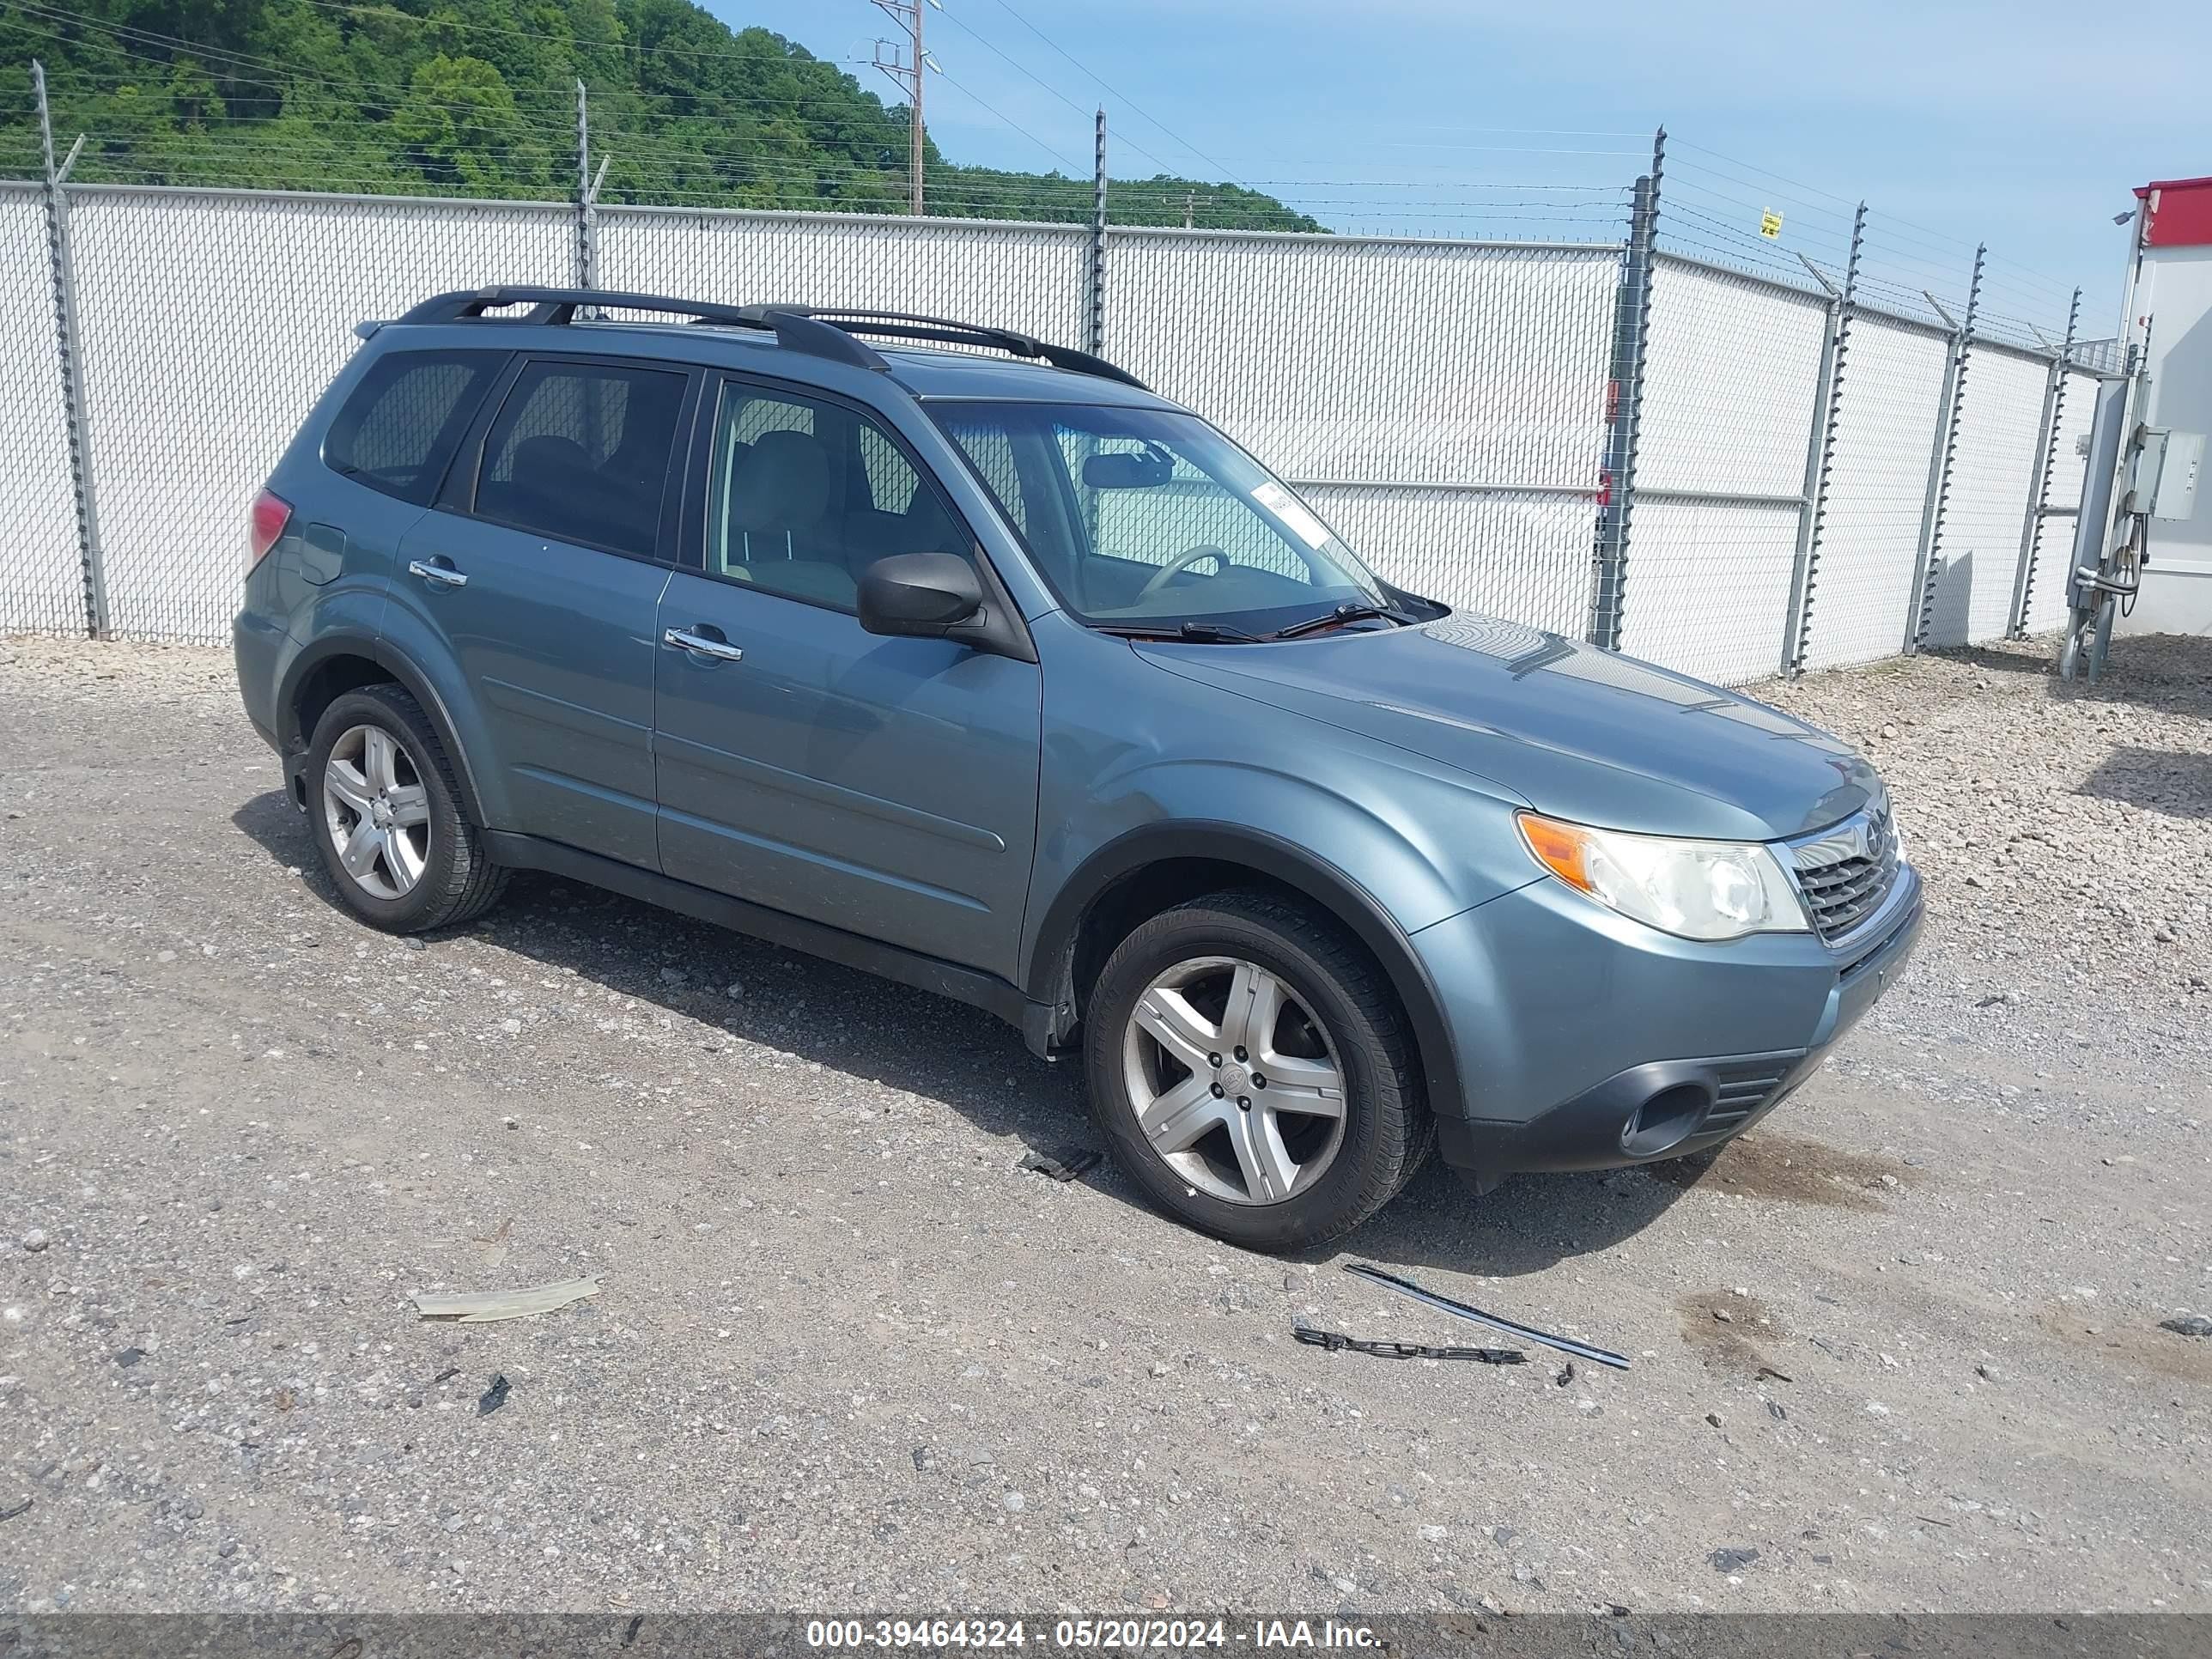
[248,489,292,568]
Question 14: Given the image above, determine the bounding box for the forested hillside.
[0,0,1317,228]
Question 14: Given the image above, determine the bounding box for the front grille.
[1788,799,1901,944]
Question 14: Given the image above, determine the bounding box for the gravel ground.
[1,629,2208,1617]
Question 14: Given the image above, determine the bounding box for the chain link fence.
[1104,228,1618,632]
[1798,314,1954,671]
[64,187,570,641]
[599,206,1088,347]
[0,174,2112,690]
[0,182,76,636]
[1925,342,2051,647]
[1622,255,1829,685]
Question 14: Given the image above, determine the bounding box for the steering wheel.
[1137,544,1230,600]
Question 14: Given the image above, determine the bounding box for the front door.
[652,375,1042,979]
[391,353,695,869]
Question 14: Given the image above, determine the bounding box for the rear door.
[390,353,698,870]
[652,374,1042,979]
[277,347,508,629]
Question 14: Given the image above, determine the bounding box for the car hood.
[1135,616,1881,842]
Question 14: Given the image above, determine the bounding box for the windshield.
[930,401,1391,634]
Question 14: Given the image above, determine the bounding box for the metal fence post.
[1587,128,1662,652]
[1779,203,1865,676]
[33,62,108,640]
[1084,107,1107,356]
[1903,244,1983,653]
[2007,286,2081,637]
[574,79,596,289]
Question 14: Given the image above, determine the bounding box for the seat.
[593,393,684,550]
[721,428,855,605]
[842,483,971,578]
[901,488,969,558]
[483,434,597,533]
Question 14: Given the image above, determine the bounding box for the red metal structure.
[2134,176,2212,249]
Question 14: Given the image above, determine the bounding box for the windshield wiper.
[1267,602,1407,640]
[1093,620,1264,643]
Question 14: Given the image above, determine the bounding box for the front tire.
[1083,890,1431,1251]
[306,684,507,933]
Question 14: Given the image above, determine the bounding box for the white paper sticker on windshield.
[1252,480,1332,550]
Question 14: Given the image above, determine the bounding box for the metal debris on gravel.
[411,1276,603,1323]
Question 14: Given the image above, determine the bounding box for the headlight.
[1516,811,1808,941]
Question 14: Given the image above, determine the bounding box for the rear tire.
[305,684,507,934]
[1083,889,1431,1252]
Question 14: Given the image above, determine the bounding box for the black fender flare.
[1025,821,1463,1115]
[277,633,490,828]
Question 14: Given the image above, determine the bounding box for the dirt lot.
[2,629,2208,1616]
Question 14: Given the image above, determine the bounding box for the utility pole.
[872,0,934,215]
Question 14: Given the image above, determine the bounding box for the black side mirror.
[857,551,984,639]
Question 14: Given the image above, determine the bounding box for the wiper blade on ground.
[1092,620,1263,643]
[1267,602,1407,640]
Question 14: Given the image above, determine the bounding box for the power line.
[970,0,1250,188]
[931,64,1083,175]
[922,7,1184,179]
[1670,135,2088,301]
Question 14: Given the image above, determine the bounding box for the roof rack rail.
[392,288,1146,388]
[393,285,885,371]
[736,305,1148,390]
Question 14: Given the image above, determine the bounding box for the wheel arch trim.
[1025,821,1463,1115]
[279,633,489,827]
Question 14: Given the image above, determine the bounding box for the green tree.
[0,0,1321,228]
[389,53,547,190]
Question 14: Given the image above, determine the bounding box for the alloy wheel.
[1121,955,1348,1206]
[321,723,431,901]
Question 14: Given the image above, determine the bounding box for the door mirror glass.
[858,551,984,638]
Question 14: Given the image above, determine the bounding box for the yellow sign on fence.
[1759,209,1784,239]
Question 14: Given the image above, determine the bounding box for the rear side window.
[324,349,503,505]
[474,360,689,559]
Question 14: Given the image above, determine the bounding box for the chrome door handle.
[663,627,744,663]
[407,559,467,588]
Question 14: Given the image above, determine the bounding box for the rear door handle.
[663,626,744,664]
[407,559,467,588]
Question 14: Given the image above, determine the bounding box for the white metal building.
[2117,174,2212,635]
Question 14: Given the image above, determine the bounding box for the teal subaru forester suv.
[234,287,1922,1251]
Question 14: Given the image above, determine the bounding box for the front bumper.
[1419,861,1923,1182]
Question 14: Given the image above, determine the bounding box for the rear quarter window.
[324,349,505,506]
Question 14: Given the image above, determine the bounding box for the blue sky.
[713,1,2209,337]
